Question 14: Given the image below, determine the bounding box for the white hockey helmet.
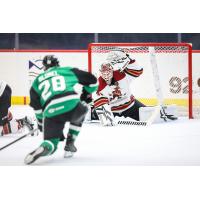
[100,62,113,84]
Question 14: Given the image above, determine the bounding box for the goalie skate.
[24,146,48,165]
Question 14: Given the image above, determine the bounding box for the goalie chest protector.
[95,70,136,113]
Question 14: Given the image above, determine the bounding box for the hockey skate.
[24,146,49,165]
[64,134,77,158]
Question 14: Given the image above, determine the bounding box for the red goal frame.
[88,43,193,119]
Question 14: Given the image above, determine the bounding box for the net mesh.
[91,46,189,53]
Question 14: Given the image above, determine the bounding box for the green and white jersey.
[30,66,98,119]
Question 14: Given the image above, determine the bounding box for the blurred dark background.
[0,33,199,50]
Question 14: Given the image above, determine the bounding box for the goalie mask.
[100,63,113,84]
[42,55,59,70]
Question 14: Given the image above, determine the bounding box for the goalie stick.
[149,47,169,121]
[0,128,39,151]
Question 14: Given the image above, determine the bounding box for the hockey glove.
[80,88,92,104]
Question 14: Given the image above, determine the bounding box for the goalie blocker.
[85,104,178,126]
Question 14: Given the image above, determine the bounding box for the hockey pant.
[43,102,88,141]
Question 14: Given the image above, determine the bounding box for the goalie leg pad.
[139,105,178,123]
[95,104,116,126]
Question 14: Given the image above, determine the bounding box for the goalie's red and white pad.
[95,104,116,126]
[139,105,178,123]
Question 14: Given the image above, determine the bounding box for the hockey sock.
[68,124,81,138]
[40,138,60,156]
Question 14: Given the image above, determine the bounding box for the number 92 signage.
[169,76,200,94]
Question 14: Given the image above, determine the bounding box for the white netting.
[89,43,200,118]
[91,45,189,53]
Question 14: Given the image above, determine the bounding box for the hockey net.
[88,43,200,119]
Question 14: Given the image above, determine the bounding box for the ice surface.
[0,105,200,166]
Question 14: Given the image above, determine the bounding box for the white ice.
[0,105,200,166]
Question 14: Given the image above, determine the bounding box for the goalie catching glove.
[106,50,130,65]
[106,50,134,72]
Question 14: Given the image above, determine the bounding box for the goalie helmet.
[100,63,113,84]
[42,55,59,70]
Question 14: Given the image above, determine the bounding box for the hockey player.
[24,55,98,165]
[0,80,34,136]
[92,51,146,126]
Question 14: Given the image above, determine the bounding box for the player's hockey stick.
[0,128,39,151]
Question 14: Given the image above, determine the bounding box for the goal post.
[88,43,196,119]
